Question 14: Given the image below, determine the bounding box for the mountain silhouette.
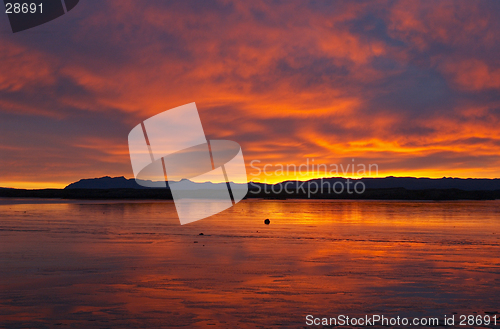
[2,176,500,200]
[64,176,246,190]
[250,176,500,191]
[63,176,500,191]
[65,176,157,189]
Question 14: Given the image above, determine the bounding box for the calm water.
[0,199,499,328]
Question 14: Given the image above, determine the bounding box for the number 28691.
[5,3,42,14]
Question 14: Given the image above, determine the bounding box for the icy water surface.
[0,199,499,328]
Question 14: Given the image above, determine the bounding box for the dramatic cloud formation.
[1,0,499,187]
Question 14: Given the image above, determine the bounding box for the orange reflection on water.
[0,199,499,327]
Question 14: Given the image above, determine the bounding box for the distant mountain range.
[65,176,160,189]
[64,176,245,191]
[65,176,500,191]
[1,176,500,201]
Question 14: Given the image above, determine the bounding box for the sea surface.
[0,199,499,328]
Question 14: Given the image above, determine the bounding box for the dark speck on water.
[264,219,270,225]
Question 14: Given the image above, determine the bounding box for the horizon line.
[3,175,500,191]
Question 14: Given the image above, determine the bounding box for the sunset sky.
[1,0,500,188]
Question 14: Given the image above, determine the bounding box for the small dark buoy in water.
[264,219,270,225]
[199,233,204,235]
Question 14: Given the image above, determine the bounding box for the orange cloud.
[1,0,500,188]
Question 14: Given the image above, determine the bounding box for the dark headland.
[1,176,500,200]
